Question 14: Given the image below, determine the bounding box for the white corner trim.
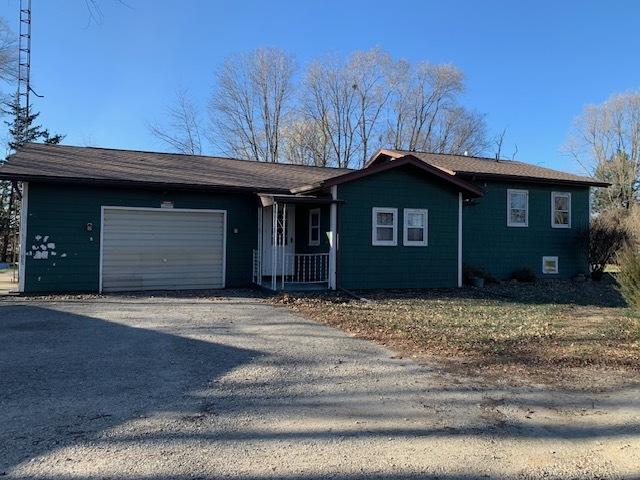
[99,206,105,293]
[221,210,227,289]
[402,208,428,247]
[18,182,28,293]
[551,191,571,228]
[458,192,463,288]
[372,207,398,246]
[329,186,338,290]
[507,189,529,227]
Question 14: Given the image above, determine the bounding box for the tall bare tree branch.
[149,88,203,155]
[566,91,640,211]
[208,48,295,162]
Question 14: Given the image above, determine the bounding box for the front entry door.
[261,205,295,276]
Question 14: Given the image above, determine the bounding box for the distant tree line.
[150,47,490,168]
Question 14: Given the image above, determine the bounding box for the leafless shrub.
[583,210,632,280]
[617,247,640,308]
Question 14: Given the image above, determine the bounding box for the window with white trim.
[372,208,397,246]
[308,208,321,246]
[542,256,559,274]
[507,189,529,227]
[551,192,571,228]
[403,209,428,246]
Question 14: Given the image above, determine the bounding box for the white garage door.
[100,207,226,292]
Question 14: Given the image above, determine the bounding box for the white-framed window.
[551,192,571,228]
[403,209,428,246]
[308,208,321,246]
[372,207,397,246]
[507,189,529,227]
[542,256,559,274]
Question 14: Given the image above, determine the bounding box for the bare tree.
[433,107,488,156]
[493,127,507,159]
[282,116,331,166]
[0,18,17,85]
[348,48,394,167]
[208,48,295,162]
[567,91,640,211]
[302,56,360,168]
[149,88,203,155]
[383,62,487,156]
[387,62,463,151]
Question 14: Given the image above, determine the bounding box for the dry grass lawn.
[275,278,640,388]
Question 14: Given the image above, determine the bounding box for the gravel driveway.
[1,294,638,479]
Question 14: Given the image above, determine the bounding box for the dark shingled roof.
[0,143,607,191]
[370,149,608,187]
[0,143,351,192]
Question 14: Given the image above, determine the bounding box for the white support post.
[18,182,28,293]
[281,203,287,289]
[257,206,262,286]
[271,203,277,291]
[458,192,463,288]
[329,186,338,290]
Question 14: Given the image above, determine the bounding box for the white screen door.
[261,205,295,276]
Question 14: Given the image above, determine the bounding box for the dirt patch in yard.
[274,280,640,389]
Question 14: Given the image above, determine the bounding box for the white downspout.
[271,203,277,291]
[281,203,287,290]
[458,192,463,288]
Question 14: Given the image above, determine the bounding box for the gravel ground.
[0,294,639,479]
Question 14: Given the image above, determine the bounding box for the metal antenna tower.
[18,0,41,118]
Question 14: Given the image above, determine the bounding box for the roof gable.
[368,149,608,187]
[297,154,484,197]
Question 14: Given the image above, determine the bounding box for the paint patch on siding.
[30,235,58,261]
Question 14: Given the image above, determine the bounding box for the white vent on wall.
[542,256,559,274]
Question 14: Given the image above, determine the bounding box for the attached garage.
[100,207,226,292]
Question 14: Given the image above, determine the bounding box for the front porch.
[252,193,338,292]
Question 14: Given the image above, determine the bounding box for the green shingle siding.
[24,183,258,293]
[337,166,460,289]
[462,180,589,279]
[23,172,592,293]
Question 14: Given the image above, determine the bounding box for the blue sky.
[0,0,637,173]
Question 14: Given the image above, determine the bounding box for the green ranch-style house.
[0,143,607,294]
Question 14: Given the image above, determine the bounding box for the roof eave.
[0,172,293,194]
[456,172,610,188]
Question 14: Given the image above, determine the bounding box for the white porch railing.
[284,253,329,284]
[252,250,329,288]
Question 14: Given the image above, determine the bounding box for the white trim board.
[329,186,338,290]
[99,206,227,293]
[18,182,28,293]
[458,192,463,288]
